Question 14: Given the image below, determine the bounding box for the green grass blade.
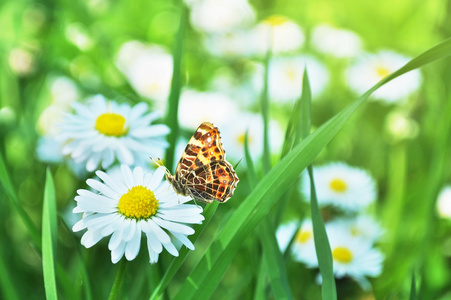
[42,168,58,300]
[246,132,292,299]
[261,39,272,173]
[308,167,336,299]
[149,202,219,300]
[172,38,451,300]
[60,217,93,300]
[409,272,417,300]
[302,68,336,299]
[0,245,20,300]
[260,219,293,300]
[0,152,41,248]
[244,130,258,188]
[254,261,267,299]
[300,68,312,140]
[164,1,186,171]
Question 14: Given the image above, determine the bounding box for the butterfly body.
[167,122,239,203]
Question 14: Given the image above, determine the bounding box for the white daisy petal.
[125,223,142,261]
[162,240,179,257]
[172,232,195,250]
[148,167,166,191]
[148,248,159,264]
[86,179,120,199]
[145,219,171,244]
[95,170,127,195]
[121,164,134,189]
[145,230,163,254]
[130,124,170,138]
[152,217,195,235]
[133,167,144,186]
[109,227,124,250]
[111,240,126,264]
[122,219,136,242]
[81,230,104,248]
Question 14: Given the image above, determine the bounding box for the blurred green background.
[1,0,451,299]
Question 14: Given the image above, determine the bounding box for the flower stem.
[108,259,127,300]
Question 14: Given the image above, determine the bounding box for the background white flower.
[253,56,329,103]
[326,222,384,290]
[326,215,384,244]
[220,112,284,162]
[437,186,451,219]
[301,162,377,211]
[59,95,170,171]
[188,0,255,34]
[178,89,239,130]
[291,219,318,268]
[311,24,362,58]
[73,165,204,264]
[250,16,305,56]
[203,31,255,58]
[276,220,298,253]
[116,41,173,105]
[346,50,421,103]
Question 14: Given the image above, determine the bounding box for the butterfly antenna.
[234,158,243,170]
[150,157,172,178]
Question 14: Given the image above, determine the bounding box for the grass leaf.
[164,2,186,172]
[42,168,58,300]
[409,272,416,300]
[260,219,293,300]
[302,68,337,299]
[171,38,451,300]
[149,202,219,300]
[0,152,41,248]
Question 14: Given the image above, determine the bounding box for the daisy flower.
[291,220,384,290]
[311,24,362,58]
[291,219,318,268]
[8,47,36,76]
[437,186,451,219]
[346,50,421,104]
[253,56,329,103]
[250,15,305,56]
[58,95,170,172]
[326,223,384,290]
[220,112,284,162]
[276,220,298,253]
[72,165,204,264]
[384,110,419,142]
[326,215,384,244]
[188,0,255,34]
[301,162,377,212]
[178,89,239,130]
[203,30,255,58]
[116,41,173,105]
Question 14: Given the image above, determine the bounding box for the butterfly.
[166,122,239,203]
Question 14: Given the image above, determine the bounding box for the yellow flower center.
[95,113,128,136]
[237,133,251,145]
[264,15,289,26]
[295,229,312,244]
[332,246,353,264]
[329,178,347,193]
[376,65,391,79]
[118,185,159,219]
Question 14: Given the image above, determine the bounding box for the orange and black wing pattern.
[172,122,239,203]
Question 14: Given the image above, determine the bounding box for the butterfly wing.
[175,122,225,180]
[183,160,239,203]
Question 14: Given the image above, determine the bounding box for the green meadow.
[1,0,451,299]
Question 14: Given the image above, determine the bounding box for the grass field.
[1,0,451,299]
